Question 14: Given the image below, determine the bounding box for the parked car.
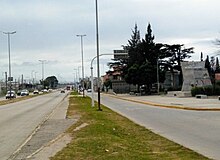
[42,89,48,93]
[17,90,21,96]
[87,89,92,92]
[20,89,29,96]
[33,89,39,94]
[6,90,16,99]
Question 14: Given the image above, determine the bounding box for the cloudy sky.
[0,0,220,83]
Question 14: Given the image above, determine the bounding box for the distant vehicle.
[20,89,29,96]
[87,89,92,92]
[42,89,48,93]
[17,90,21,96]
[6,90,16,99]
[33,89,39,94]
[66,86,71,90]
[60,89,65,93]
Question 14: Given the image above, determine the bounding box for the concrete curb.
[106,94,220,111]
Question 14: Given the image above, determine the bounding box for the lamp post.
[76,34,86,97]
[3,31,16,99]
[95,0,102,111]
[39,60,46,87]
[90,53,128,107]
[90,54,111,107]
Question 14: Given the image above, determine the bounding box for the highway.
[0,91,67,160]
[89,93,220,160]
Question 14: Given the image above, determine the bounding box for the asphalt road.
[0,91,67,160]
[89,93,220,160]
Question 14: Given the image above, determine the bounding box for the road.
[0,91,67,160]
[89,93,220,160]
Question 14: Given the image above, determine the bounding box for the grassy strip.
[51,92,209,160]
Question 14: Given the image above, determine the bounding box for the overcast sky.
[1,0,220,83]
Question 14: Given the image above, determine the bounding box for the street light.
[157,59,159,94]
[90,53,128,107]
[2,31,16,99]
[95,0,102,111]
[76,34,86,97]
[39,60,46,87]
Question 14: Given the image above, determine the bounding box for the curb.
[106,94,220,111]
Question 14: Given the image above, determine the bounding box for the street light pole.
[76,34,86,97]
[90,53,128,107]
[95,0,102,111]
[90,54,110,107]
[3,31,16,99]
[39,60,46,88]
[157,59,160,94]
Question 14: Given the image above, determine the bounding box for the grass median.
[51,92,209,160]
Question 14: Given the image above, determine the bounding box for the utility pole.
[95,0,102,111]
[5,72,7,93]
[39,60,46,88]
[3,31,16,99]
[76,34,86,97]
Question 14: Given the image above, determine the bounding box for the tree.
[216,57,220,73]
[205,55,215,84]
[165,44,194,85]
[108,24,140,78]
[44,76,58,89]
[124,23,158,91]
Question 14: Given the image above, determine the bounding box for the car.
[87,89,92,92]
[17,90,21,96]
[60,89,65,93]
[33,89,39,94]
[20,89,29,96]
[42,89,48,93]
[6,90,16,99]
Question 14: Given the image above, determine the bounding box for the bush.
[191,87,204,97]
[214,85,220,95]
[191,85,220,96]
[216,80,220,86]
[204,85,213,96]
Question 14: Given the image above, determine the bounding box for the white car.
[33,89,39,94]
[5,90,16,99]
[20,89,29,96]
[42,89,48,93]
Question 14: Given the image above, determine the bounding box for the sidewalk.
[112,94,220,111]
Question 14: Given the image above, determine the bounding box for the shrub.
[214,85,220,95]
[203,85,213,96]
[216,80,220,86]
[191,87,204,97]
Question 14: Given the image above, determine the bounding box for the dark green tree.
[165,44,194,86]
[216,57,220,73]
[44,76,58,89]
[108,24,140,78]
[205,55,215,84]
[125,23,161,92]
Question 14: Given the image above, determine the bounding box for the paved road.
[88,93,220,160]
[0,91,68,160]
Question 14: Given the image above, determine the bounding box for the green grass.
[51,92,210,160]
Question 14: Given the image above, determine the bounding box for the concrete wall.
[181,61,212,92]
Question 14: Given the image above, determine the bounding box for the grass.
[51,91,210,160]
